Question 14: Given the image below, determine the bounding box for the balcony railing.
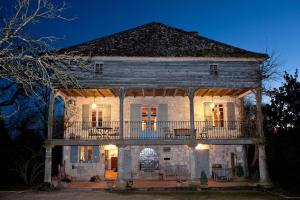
[53,121,256,140]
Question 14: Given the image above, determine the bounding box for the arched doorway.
[139,148,159,172]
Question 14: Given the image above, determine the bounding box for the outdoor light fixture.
[92,97,97,109]
[209,96,215,109]
[195,144,209,150]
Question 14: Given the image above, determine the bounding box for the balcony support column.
[256,87,270,185]
[44,144,53,183]
[187,88,196,138]
[189,144,197,182]
[47,89,55,140]
[116,145,126,189]
[119,87,126,140]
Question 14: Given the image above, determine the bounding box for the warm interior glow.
[209,102,215,109]
[91,103,97,109]
[195,144,209,150]
[104,144,117,150]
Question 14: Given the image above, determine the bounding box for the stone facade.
[60,95,246,181]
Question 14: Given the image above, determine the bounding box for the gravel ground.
[0,190,284,200]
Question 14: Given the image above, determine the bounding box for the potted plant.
[200,170,208,188]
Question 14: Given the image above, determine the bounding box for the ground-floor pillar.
[44,145,53,183]
[116,145,126,189]
[258,144,270,184]
[189,145,197,182]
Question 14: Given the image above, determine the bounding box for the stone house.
[44,22,269,186]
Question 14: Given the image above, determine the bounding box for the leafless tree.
[0,0,90,97]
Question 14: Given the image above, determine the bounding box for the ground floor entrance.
[103,145,118,180]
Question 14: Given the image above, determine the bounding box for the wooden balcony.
[49,120,259,146]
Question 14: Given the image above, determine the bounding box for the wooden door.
[231,152,236,176]
[111,157,118,170]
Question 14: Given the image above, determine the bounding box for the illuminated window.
[94,62,103,75]
[212,104,224,127]
[92,109,103,128]
[79,146,93,162]
[142,106,157,131]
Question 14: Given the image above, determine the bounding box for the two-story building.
[44,22,269,188]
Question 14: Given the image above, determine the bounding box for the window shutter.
[92,146,100,163]
[157,104,168,134]
[227,102,236,129]
[204,103,212,121]
[157,104,168,121]
[82,104,90,129]
[102,104,111,127]
[70,146,78,163]
[130,104,142,137]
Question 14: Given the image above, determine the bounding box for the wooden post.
[119,87,126,140]
[189,144,197,182]
[48,90,55,140]
[44,144,52,183]
[116,145,126,189]
[256,87,270,184]
[187,88,196,138]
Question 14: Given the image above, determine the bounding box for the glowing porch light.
[105,144,117,150]
[91,103,97,109]
[195,144,209,150]
[209,102,215,109]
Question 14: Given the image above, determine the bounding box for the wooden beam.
[108,89,116,97]
[142,88,145,97]
[201,89,210,97]
[182,89,186,97]
[223,89,235,96]
[97,89,105,97]
[163,88,166,97]
[238,89,253,98]
[73,89,86,97]
[232,90,242,96]
[173,89,178,97]
[153,89,156,97]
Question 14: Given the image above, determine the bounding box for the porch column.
[117,145,126,189]
[47,89,55,140]
[189,145,197,182]
[187,88,196,138]
[44,145,52,183]
[256,87,270,184]
[119,87,126,140]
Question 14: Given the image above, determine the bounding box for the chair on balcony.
[162,127,172,138]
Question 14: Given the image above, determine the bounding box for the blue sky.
[2,0,300,86]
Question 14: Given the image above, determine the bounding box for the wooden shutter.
[70,146,78,163]
[227,102,236,129]
[82,104,90,129]
[92,146,100,163]
[195,149,210,178]
[102,104,111,127]
[157,104,168,134]
[204,103,212,121]
[123,150,132,180]
[130,104,142,138]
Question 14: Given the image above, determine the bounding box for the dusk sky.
[2,0,300,87]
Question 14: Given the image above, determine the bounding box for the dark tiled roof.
[58,22,267,58]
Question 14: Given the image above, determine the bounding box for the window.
[209,64,218,76]
[212,104,224,127]
[94,62,103,75]
[139,148,159,172]
[79,146,93,162]
[204,103,224,127]
[142,106,157,131]
[92,109,103,128]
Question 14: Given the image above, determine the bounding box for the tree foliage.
[264,70,300,193]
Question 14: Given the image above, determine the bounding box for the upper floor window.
[209,64,218,76]
[94,62,104,75]
[142,106,157,131]
[92,108,103,128]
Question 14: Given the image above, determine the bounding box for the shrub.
[90,175,101,182]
